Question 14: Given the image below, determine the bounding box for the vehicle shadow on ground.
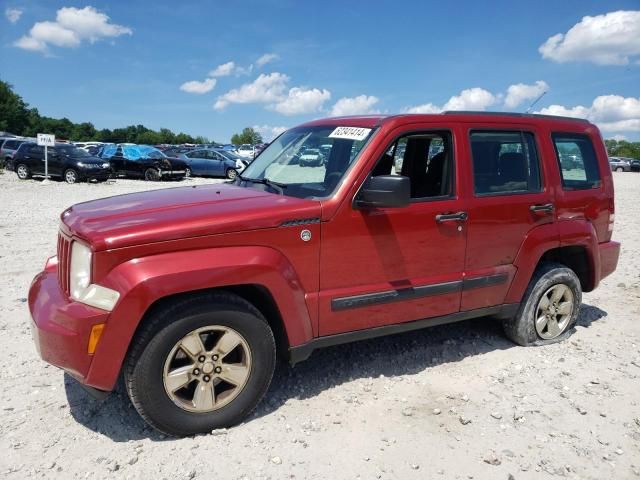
[65,303,607,441]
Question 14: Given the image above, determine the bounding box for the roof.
[300,112,592,129]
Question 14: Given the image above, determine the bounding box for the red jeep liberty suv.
[29,113,620,436]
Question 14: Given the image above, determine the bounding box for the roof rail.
[441,111,590,124]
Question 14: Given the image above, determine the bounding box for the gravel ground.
[0,171,639,480]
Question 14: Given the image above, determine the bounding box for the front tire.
[616,167,624,172]
[64,168,79,184]
[502,262,581,346]
[16,164,31,180]
[185,167,192,178]
[124,292,276,436]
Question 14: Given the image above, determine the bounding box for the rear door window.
[552,134,601,190]
[470,131,541,195]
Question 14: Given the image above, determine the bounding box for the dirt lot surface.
[0,171,639,480]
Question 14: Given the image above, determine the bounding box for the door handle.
[435,211,468,223]
[529,203,554,214]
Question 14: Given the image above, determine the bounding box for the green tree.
[0,80,30,134]
[231,127,262,145]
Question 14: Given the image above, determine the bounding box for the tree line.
[0,80,211,145]
[3,78,638,154]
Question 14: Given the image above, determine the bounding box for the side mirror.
[355,175,410,209]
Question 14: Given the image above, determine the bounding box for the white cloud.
[179,78,216,94]
[330,95,380,116]
[539,10,640,65]
[403,102,442,114]
[213,72,290,110]
[537,95,640,132]
[209,61,253,77]
[210,61,236,77]
[504,80,549,108]
[256,53,278,67]
[611,134,627,141]
[14,6,131,53]
[253,125,288,141]
[404,87,497,114]
[271,87,331,115]
[5,7,22,23]
[444,88,497,110]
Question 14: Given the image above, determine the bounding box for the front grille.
[57,232,71,295]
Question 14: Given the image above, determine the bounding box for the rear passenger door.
[461,126,556,311]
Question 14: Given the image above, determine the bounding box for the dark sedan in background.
[100,144,188,181]
[12,142,112,183]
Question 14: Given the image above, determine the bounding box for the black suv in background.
[12,142,112,183]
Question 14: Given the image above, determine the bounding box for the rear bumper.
[29,267,111,387]
[599,241,620,282]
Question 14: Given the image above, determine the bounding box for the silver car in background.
[609,156,631,172]
[0,138,28,169]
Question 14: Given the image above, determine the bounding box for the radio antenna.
[526,91,547,113]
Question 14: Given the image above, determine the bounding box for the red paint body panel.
[29,269,108,383]
[27,113,619,393]
[62,183,320,251]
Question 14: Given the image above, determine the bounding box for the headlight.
[76,162,87,167]
[70,242,92,300]
[102,162,111,168]
[69,241,120,311]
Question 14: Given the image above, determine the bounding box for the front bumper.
[29,266,110,385]
[78,167,112,181]
[160,169,186,177]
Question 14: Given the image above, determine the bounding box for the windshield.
[57,146,91,158]
[238,125,375,199]
[217,150,243,161]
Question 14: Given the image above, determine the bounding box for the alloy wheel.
[17,165,28,179]
[65,169,78,184]
[535,284,574,339]
[163,326,252,412]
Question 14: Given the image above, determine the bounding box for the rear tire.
[502,262,581,346]
[16,164,31,180]
[124,292,276,436]
[185,167,192,178]
[144,168,161,181]
[226,168,238,180]
[616,167,624,172]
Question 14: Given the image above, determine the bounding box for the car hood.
[61,183,321,251]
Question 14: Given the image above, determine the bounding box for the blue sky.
[2,1,639,142]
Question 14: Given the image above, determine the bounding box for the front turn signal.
[88,323,105,354]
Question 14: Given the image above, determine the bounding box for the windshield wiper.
[237,174,287,194]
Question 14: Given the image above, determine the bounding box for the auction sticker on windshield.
[329,127,372,141]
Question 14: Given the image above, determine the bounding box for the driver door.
[319,125,468,336]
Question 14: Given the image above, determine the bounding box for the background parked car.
[1,138,28,169]
[298,147,325,166]
[630,158,640,172]
[235,144,255,159]
[162,146,194,157]
[100,144,188,181]
[178,148,245,179]
[609,156,631,172]
[12,142,112,183]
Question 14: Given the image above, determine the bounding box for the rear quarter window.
[552,133,601,190]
